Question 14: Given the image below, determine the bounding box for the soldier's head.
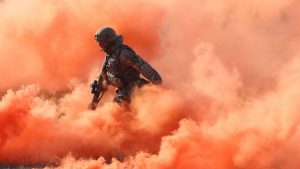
[94,27,119,52]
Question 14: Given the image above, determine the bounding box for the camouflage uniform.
[95,27,162,105]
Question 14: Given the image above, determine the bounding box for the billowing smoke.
[1,0,300,168]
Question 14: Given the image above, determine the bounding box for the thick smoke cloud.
[1,0,300,169]
[0,0,164,90]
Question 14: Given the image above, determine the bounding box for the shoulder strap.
[101,55,107,71]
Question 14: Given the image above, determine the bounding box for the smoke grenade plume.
[1,0,300,168]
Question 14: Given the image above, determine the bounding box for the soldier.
[93,27,162,106]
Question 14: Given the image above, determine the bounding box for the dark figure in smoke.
[90,27,162,109]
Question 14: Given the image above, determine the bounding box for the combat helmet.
[94,27,118,42]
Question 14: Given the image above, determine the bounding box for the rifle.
[89,76,105,110]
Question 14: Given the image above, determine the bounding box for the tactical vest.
[105,44,140,85]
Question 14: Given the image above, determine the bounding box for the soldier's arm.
[120,49,162,84]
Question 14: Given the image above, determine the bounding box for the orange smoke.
[1,0,300,169]
[0,0,164,90]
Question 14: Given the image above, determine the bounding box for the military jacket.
[101,43,162,87]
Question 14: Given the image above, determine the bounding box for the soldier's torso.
[105,44,140,84]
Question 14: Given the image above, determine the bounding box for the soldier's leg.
[113,88,130,106]
[113,80,147,107]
